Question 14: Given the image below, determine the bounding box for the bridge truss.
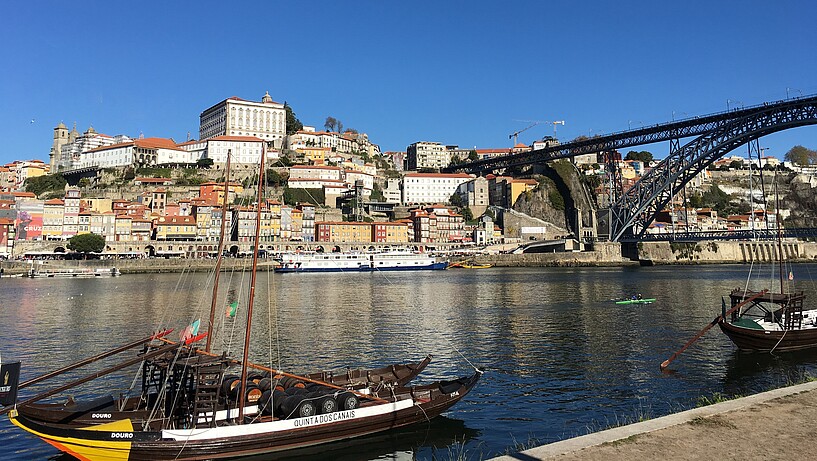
[444,95,817,241]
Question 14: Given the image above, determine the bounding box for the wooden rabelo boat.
[718,288,817,352]
[3,147,482,460]
[12,350,434,427]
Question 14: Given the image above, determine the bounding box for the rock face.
[512,160,596,236]
[785,174,817,228]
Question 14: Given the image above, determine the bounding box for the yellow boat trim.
[9,409,133,461]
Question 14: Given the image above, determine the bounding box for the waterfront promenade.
[492,379,817,461]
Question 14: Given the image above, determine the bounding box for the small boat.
[275,250,447,273]
[460,264,492,269]
[615,298,656,305]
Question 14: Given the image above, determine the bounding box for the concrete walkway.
[491,380,817,461]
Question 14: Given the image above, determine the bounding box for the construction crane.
[509,121,542,146]
[552,120,565,137]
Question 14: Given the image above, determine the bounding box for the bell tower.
[50,122,69,172]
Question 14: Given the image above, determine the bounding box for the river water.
[3,264,817,460]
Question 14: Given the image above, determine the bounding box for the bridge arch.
[610,102,817,241]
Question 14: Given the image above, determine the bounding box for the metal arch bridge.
[443,94,817,242]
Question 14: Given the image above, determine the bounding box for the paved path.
[490,380,817,461]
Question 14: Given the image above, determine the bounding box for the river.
[2,264,817,460]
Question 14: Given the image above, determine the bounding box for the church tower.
[50,122,69,172]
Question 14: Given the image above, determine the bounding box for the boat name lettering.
[449,391,460,397]
[92,413,112,419]
[111,432,133,439]
[0,386,10,393]
[292,410,356,428]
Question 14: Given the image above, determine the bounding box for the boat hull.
[718,320,817,352]
[10,372,481,461]
[275,262,447,273]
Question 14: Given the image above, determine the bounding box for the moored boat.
[13,353,434,427]
[718,288,817,352]
[275,250,447,272]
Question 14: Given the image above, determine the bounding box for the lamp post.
[786,87,803,99]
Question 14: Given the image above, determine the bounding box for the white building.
[406,141,451,171]
[81,138,189,168]
[199,92,286,148]
[456,176,489,216]
[402,172,474,205]
[289,165,343,181]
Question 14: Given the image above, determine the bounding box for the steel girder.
[610,99,817,241]
[443,95,817,175]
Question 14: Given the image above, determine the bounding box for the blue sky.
[2,1,816,165]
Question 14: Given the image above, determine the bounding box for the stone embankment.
[0,258,278,276]
[4,240,817,275]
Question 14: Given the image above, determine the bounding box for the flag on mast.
[180,319,201,343]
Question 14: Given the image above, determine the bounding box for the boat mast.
[774,171,785,294]
[206,149,232,353]
[238,142,266,422]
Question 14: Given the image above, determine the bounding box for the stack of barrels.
[220,372,360,419]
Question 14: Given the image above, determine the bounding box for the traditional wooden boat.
[718,288,817,352]
[13,352,433,427]
[8,371,480,461]
[3,147,481,460]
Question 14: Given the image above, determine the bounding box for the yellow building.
[373,222,409,243]
[154,215,197,241]
[298,147,331,164]
[115,215,133,241]
[42,198,65,240]
[315,222,374,243]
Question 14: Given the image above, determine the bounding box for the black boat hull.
[719,320,817,352]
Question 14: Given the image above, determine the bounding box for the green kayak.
[615,298,656,305]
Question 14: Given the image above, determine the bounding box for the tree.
[67,233,105,256]
[462,206,474,222]
[25,174,67,197]
[196,158,214,169]
[324,116,338,132]
[284,102,303,135]
[344,128,359,135]
[265,168,288,187]
[625,150,654,163]
[336,120,344,134]
[449,193,463,207]
[468,150,478,161]
[784,145,817,166]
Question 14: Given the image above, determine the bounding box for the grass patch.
[688,415,736,429]
[696,392,741,407]
[601,434,641,447]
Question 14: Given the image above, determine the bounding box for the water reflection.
[4,265,817,460]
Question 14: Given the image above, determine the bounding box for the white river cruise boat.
[275,250,447,273]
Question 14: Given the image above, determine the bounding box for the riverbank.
[490,379,817,461]
[0,258,279,275]
[4,240,817,275]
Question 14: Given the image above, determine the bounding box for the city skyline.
[2,1,816,165]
